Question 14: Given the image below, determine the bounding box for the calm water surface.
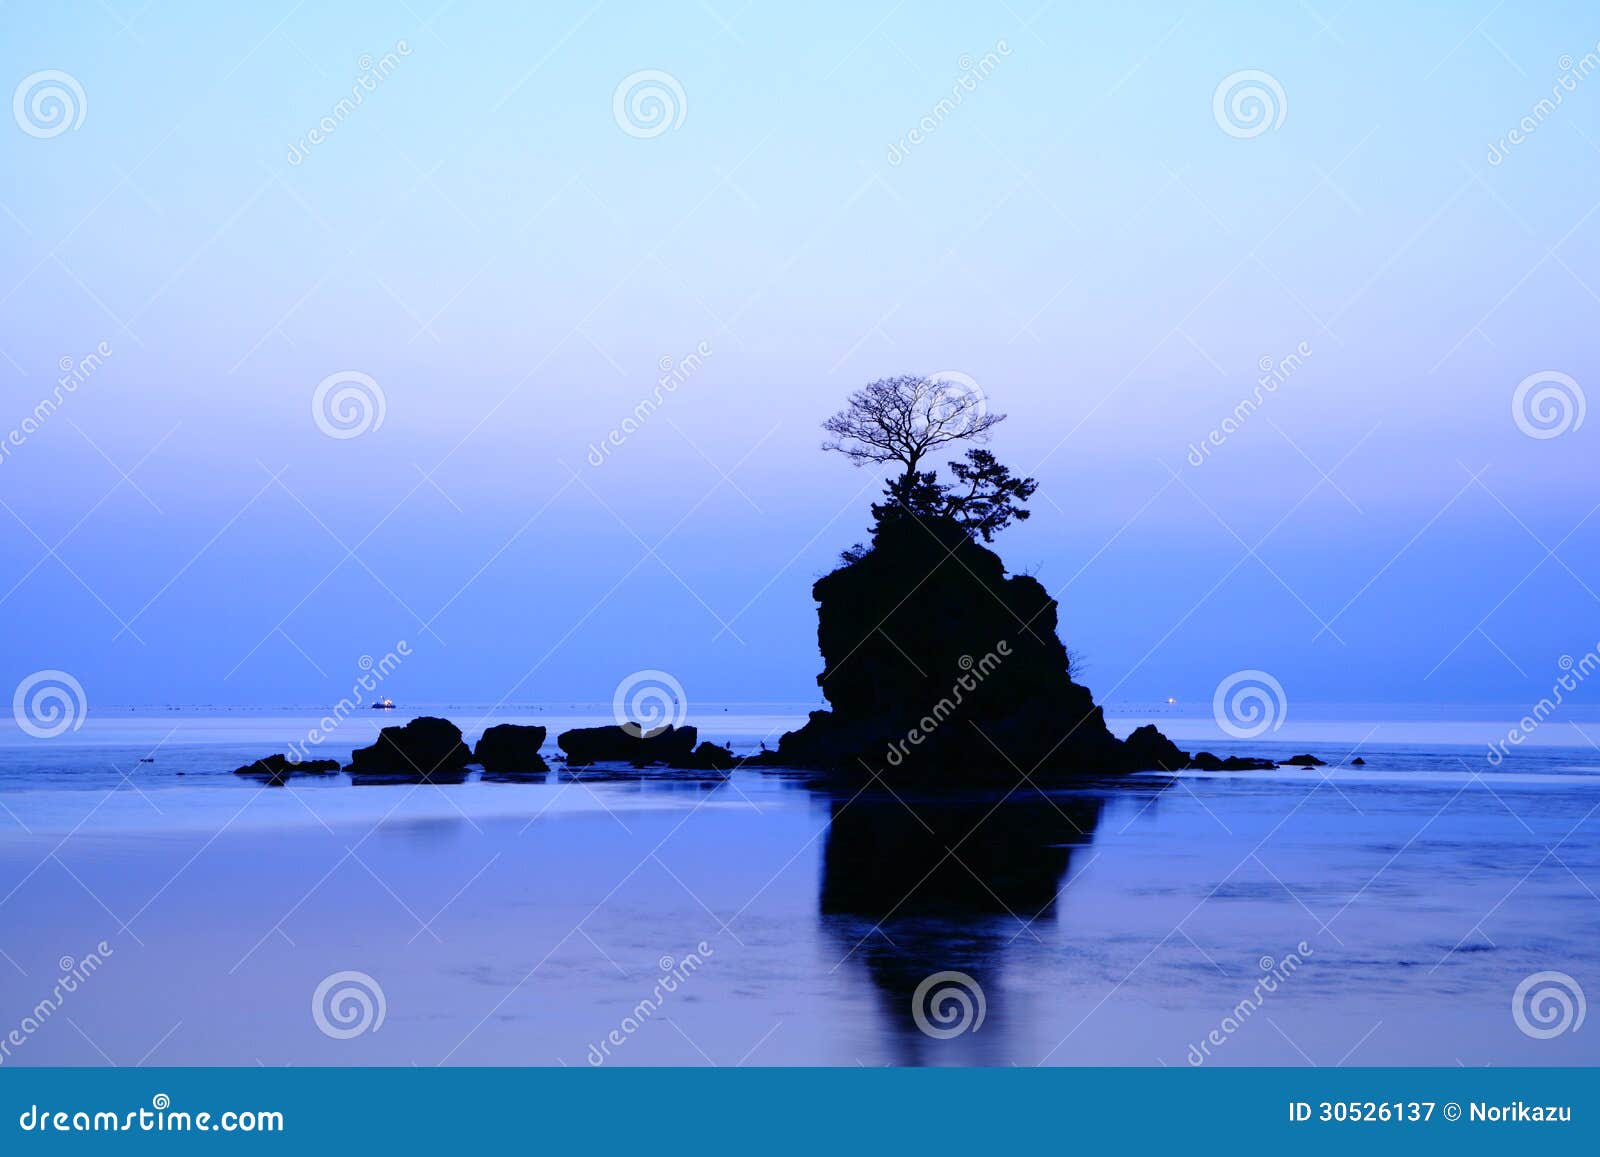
[0,706,1595,1067]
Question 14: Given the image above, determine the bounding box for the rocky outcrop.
[766,515,1185,779]
[688,741,738,770]
[473,723,548,773]
[1279,753,1327,767]
[1187,752,1277,771]
[233,753,340,785]
[557,723,698,766]
[347,716,472,781]
[1122,724,1190,772]
[554,725,737,771]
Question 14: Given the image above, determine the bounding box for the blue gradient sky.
[1,2,1596,713]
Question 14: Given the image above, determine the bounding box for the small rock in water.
[348,716,473,781]
[233,753,340,786]
[558,723,696,765]
[473,723,548,773]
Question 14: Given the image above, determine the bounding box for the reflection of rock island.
[817,789,1106,1063]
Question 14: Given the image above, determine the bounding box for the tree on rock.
[822,374,1004,478]
[872,449,1038,543]
[823,374,1037,545]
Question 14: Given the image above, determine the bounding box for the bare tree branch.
[822,375,1005,477]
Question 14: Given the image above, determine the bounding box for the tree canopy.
[822,374,1004,477]
[825,376,1037,551]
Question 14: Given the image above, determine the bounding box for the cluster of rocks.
[232,716,737,785]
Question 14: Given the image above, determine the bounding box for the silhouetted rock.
[686,740,737,771]
[473,723,548,772]
[766,515,1185,779]
[557,723,698,766]
[1188,751,1277,771]
[1121,724,1189,772]
[233,753,340,786]
[1350,756,1366,766]
[1279,753,1327,767]
[347,716,472,781]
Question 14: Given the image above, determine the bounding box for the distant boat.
[373,698,395,710]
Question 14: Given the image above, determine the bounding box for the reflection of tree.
[818,791,1104,1065]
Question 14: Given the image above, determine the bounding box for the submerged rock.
[473,723,548,772]
[557,723,698,766]
[233,753,340,786]
[766,515,1185,779]
[347,716,473,781]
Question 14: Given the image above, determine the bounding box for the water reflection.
[816,788,1109,1064]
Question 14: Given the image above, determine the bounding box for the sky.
[0,1,1596,716]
